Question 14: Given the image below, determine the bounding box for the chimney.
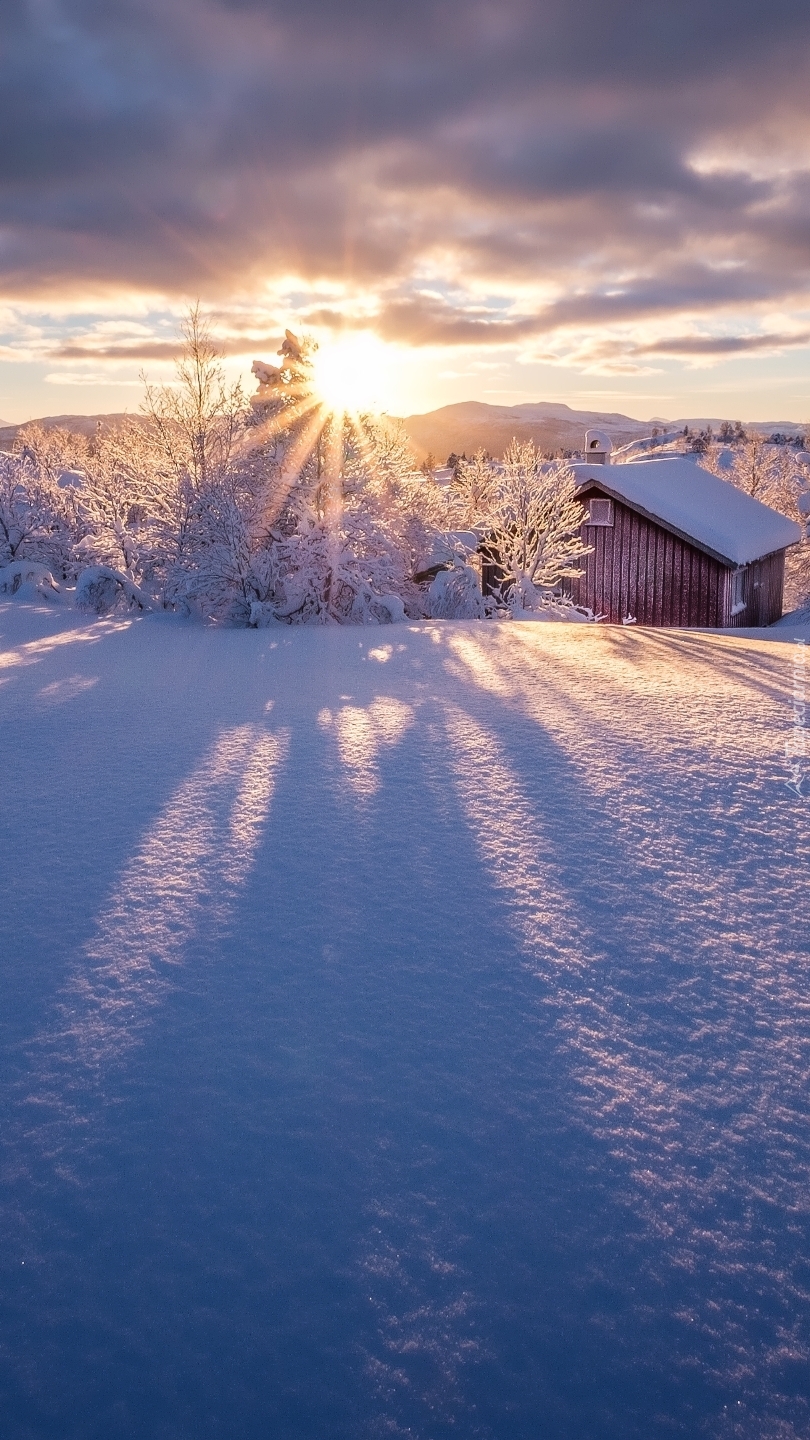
[584,429,612,464]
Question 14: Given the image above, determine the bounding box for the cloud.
[51,335,285,361]
[638,331,810,357]
[1,0,810,373]
[43,373,141,387]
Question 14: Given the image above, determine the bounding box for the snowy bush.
[257,520,417,626]
[0,560,62,602]
[74,566,153,615]
[0,450,69,574]
[427,565,488,619]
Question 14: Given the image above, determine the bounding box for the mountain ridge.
[0,402,805,464]
[399,400,806,462]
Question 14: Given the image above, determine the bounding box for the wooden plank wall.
[726,549,785,628]
[567,489,729,626]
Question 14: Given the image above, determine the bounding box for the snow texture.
[573,455,802,564]
[1,601,809,1439]
[511,594,595,622]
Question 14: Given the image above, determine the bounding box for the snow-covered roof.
[571,456,802,566]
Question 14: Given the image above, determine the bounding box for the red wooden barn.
[566,436,802,627]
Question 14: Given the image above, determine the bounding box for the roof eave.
[576,477,796,568]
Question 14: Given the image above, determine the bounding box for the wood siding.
[566,486,786,627]
[724,549,785,629]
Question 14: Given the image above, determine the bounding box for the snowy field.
[1,601,809,1440]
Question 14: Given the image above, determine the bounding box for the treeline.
[685,421,807,453]
[0,312,592,624]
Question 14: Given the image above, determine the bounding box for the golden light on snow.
[311,332,394,416]
[318,697,414,799]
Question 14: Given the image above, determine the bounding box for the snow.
[1,600,809,1438]
[573,454,802,564]
[413,530,478,579]
[57,467,86,489]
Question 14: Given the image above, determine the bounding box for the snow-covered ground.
[1,601,809,1440]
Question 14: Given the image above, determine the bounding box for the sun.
[311,332,392,416]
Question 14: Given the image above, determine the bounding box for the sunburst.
[248,329,401,526]
[310,332,391,418]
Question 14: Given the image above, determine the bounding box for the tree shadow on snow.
[2,620,808,1440]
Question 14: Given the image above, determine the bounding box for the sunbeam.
[49,723,288,1072]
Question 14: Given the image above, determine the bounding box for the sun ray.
[343,409,388,480]
[321,408,346,527]
[245,390,322,450]
[245,329,405,535]
[257,401,331,526]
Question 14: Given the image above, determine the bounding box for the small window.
[730,566,747,616]
[587,498,613,526]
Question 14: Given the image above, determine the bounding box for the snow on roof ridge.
[571,454,801,566]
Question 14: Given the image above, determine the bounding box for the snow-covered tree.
[240,338,439,624]
[0,313,503,625]
[142,305,247,490]
[0,450,64,569]
[448,448,497,527]
[700,433,810,611]
[456,440,590,611]
[63,422,164,581]
[246,410,431,625]
[136,306,259,611]
[700,431,805,509]
[728,433,793,505]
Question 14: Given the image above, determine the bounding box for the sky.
[1,0,809,425]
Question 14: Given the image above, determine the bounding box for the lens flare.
[311,333,392,415]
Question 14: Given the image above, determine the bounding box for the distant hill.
[400,401,652,462]
[0,403,804,464]
[0,413,141,449]
[399,400,806,463]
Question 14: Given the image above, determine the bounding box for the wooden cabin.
[565,449,801,627]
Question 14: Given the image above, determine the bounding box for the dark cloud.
[638,331,810,356]
[2,0,810,359]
